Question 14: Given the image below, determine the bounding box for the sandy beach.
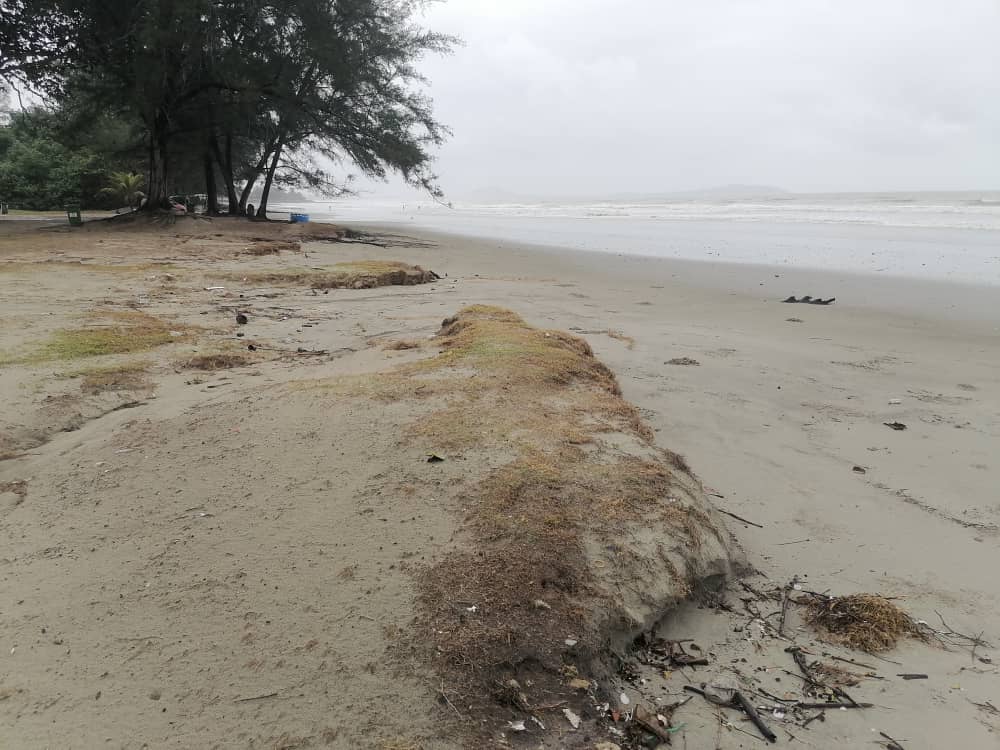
[1,218,997,748]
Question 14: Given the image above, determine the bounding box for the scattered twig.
[879,731,906,750]
[969,699,999,715]
[921,611,994,660]
[778,577,797,637]
[438,683,464,718]
[896,673,928,680]
[777,539,811,545]
[740,581,774,600]
[531,700,568,711]
[795,701,872,709]
[234,691,279,702]
[756,688,798,705]
[801,710,825,728]
[717,508,764,528]
[825,653,878,671]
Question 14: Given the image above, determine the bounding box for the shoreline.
[357,222,1000,327]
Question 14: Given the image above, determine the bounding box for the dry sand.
[1,218,998,748]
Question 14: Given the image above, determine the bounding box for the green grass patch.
[1,311,185,365]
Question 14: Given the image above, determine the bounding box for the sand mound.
[370,306,739,741]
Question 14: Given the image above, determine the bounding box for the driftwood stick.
[796,701,872,709]
[826,654,878,671]
[880,731,906,750]
[732,690,777,743]
[717,508,764,528]
[778,578,797,637]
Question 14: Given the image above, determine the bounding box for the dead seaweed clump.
[803,593,923,652]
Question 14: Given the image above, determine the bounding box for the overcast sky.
[370,0,1000,198]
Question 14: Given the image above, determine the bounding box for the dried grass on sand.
[323,305,729,733]
[182,352,251,371]
[211,261,436,290]
[804,593,923,652]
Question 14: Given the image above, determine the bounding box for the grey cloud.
[367,0,1000,197]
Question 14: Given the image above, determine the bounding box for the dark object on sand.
[236,313,249,325]
[427,453,445,463]
[782,295,836,305]
[684,685,777,743]
[666,357,700,366]
[884,421,907,431]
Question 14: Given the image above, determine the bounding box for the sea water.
[273,192,1000,286]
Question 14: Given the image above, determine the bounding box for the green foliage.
[0,109,101,210]
[99,172,146,209]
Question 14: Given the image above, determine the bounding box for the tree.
[0,0,455,214]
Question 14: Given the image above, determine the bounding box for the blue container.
[289,212,310,224]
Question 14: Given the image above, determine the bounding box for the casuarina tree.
[0,0,454,212]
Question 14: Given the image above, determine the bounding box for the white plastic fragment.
[619,692,630,705]
[564,638,578,647]
[563,708,581,729]
[506,720,526,732]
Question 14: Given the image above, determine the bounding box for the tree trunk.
[203,150,219,214]
[255,139,283,219]
[146,131,170,209]
[238,149,272,215]
[222,134,239,214]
